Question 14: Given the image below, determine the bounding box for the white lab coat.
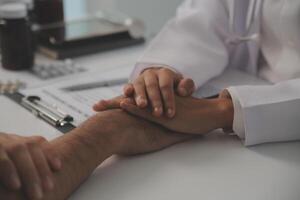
[130,0,300,146]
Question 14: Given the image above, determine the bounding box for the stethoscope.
[226,0,262,46]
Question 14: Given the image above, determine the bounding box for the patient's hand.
[0,133,61,200]
[94,95,233,135]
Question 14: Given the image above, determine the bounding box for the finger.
[144,72,163,117]
[120,102,164,125]
[176,78,195,96]
[28,143,54,192]
[123,83,134,97]
[133,77,148,108]
[172,71,183,85]
[28,136,62,172]
[8,144,43,200]
[47,150,62,172]
[0,148,21,190]
[158,70,176,118]
[93,100,120,111]
[93,96,123,111]
[93,96,135,112]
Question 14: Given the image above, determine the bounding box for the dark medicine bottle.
[34,0,64,25]
[0,3,34,70]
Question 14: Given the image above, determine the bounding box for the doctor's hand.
[93,95,234,135]
[0,133,62,200]
[94,67,195,118]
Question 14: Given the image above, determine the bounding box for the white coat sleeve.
[227,78,300,146]
[130,0,230,89]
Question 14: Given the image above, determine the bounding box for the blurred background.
[0,0,183,80]
[64,0,182,38]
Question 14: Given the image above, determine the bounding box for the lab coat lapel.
[245,0,262,75]
[228,0,262,75]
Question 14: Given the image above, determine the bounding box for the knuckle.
[159,68,171,74]
[134,78,144,86]
[144,67,160,74]
[146,82,158,90]
[143,69,154,76]
[160,83,172,91]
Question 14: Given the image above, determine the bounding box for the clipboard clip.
[21,96,74,127]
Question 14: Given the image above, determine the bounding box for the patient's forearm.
[0,117,115,200]
[43,128,113,200]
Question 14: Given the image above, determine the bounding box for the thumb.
[176,78,195,97]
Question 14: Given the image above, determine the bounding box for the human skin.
[0,110,193,200]
[95,67,195,118]
[0,134,62,200]
[94,94,234,135]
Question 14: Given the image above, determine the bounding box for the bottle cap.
[0,3,27,19]
[1,0,33,9]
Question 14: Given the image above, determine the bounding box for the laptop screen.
[63,0,116,21]
[63,0,87,21]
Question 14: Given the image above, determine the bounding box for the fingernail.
[179,88,187,96]
[137,96,147,106]
[45,176,54,191]
[154,107,162,116]
[11,174,21,189]
[32,183,43,199]
[167,108,174,118]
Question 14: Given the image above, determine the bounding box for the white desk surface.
[0,46,300,200]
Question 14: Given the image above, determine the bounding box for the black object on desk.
[0,3,35,70]
[38,30,145,59]
[36,18,145,59]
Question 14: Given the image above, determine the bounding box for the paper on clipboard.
[22,66,132,126]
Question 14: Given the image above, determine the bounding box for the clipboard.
[4,92,76,134]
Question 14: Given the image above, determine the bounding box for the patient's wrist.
[215,98,234,130]
[71,113,122,162]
